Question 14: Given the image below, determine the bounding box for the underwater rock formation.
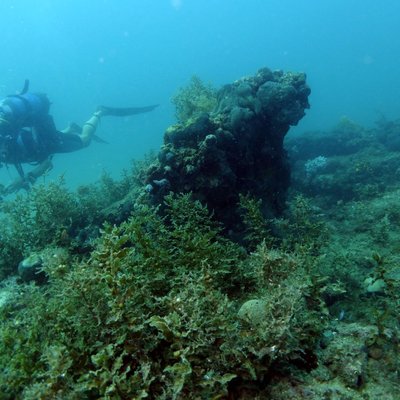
[146,68,310,228]
[18,254,46,284]
[286,118,400,204]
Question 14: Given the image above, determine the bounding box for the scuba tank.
[0,80,51,170]
[0,92,50,127]
[0,80,50,128]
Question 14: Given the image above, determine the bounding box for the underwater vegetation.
[0,68,399,399]
[0,168,139,281]
[171,75,218,125]
[0,191,326,399]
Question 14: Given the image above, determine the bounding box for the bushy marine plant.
[0,193,325,399]
[171,76,218,124]
[238,193,275,249]
[277,194,328,255]
[0,165,146,280]
[0,178,81,279]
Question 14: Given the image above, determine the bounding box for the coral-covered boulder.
[146,67,310,229]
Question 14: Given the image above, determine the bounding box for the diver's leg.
[78,103,158,146]
[80,110,102,147]
[27,157,53,182]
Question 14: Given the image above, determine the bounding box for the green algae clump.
[171,75,218,124]
[0,192,324,399]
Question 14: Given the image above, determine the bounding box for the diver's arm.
[27,157,53,182]
[3,157,53,195]
[3,176,30,195]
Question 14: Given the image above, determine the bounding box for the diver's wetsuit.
[0,93,85,165]
[5,116,84,164]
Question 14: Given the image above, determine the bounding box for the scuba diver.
[0,80,158,196]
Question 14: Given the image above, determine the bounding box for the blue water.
[1,0,399,188]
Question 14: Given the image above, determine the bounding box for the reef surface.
[0,69,399,399]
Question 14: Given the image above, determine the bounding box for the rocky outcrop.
[146,67,310,229]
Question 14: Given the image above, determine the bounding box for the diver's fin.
[97,104,159,117]
[93,135,109,144]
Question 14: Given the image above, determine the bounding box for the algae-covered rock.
[17,247,70,284]
[146,67,310,230]
[18,254,45,283]
[364,277,386,293]
[237,299,268,327]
